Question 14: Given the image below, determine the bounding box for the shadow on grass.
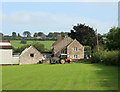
[82,62,118,90]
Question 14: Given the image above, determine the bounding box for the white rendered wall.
[0,49,19,64]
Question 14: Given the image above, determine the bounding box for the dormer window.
[74,47,78,51]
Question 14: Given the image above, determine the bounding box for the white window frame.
[74,47,78,51]
[74,54,78,59]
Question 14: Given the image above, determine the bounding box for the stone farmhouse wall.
[67,40,84,59]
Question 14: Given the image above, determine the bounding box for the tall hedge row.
[90,50,119,66]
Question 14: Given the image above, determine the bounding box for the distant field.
[2,63,118,90]
[10,40,55,50]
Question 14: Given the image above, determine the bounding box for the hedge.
[90,50,119,66]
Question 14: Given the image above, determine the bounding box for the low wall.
[12,57,19,64]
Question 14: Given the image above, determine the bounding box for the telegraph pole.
[118,1,120,27]
[96,29,99,51]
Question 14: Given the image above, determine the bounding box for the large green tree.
[12,32,17,37]
[17,33,21,37]
[33,33,38,37]
[48,32,53,37]
[23,31,31,37]
[0,32,3,37]
[106,27,120,50]
[68,24,97,48]
[38,32,45,37]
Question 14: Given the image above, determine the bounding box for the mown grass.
[2,63,118,90]
[10,40,55,50]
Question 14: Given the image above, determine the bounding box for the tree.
[23,31,31,37]
[61,32,69,37]
[37,32,46,37]
[48,32,54,37]
[106,27,120,50]
[18,33,21,37]
[20,38,27,44]
[68,24,97,49]
[0,32,3,37]
[31,42,45,52]
[33,33,38,37]
[12,32,17,37]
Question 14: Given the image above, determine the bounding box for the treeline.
[0,31,69,41]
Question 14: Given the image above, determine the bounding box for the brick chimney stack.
[57,34,62,41]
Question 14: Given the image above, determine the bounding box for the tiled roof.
[53,37,73,54]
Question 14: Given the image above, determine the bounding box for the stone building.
[52,36,84,60]
[19,46,44,65]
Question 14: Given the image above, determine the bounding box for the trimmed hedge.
[90,50,119,66]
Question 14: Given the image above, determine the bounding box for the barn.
[19,46,44,65]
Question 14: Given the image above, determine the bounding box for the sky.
[1,2,118,36]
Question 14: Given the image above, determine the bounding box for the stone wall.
[67,40,84,59]
[19,46,44,65]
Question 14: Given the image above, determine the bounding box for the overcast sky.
[1,2,118,35]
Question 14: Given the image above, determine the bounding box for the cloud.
[2,11,117,35]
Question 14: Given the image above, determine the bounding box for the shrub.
[90,50,119,66]
[20,39,27,44]
[90,51,102,63]
[84,46,91,59]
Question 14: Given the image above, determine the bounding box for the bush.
[13,44,30,54]
[84,46,91,59]
[20,39,27,44]
[90,50,119,66]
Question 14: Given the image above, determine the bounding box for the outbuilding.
[0,40,19,65]
[19,46,44,65]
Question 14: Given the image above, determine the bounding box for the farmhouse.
[19,46,44,65]
[52,35,84,60]
[0,40,19,65]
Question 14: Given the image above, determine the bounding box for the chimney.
[57,34,62,41]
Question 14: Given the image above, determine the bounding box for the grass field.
[2,63,118,90]
[10,40,55,50]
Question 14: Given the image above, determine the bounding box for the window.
[61,50,65,54]
[30,53,34,57]
[74,47,78,51]
[74,55,78,59]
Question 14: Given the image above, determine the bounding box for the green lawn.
[10,40,55,50]
[2,63,118,90]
